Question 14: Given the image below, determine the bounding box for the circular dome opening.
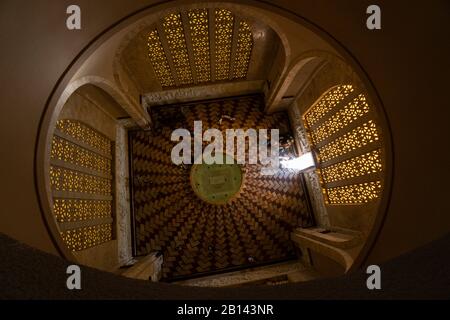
[190,153,243,205]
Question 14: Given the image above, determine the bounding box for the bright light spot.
[280,152,315,171]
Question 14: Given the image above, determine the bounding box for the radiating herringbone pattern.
[130,95,313,281]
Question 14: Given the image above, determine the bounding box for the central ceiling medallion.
[190,153,244,205]
[147,8,253,89]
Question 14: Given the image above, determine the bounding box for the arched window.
[303,85,384,205]
[49,119,114,251]
[146,8,253,87]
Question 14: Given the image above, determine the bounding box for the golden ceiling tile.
[325,181,382,205]
[188,9,211,83]
[304,85,354,127]
[233,21,253,79]
[147,30,175,87]
[214,8,234,81]
[163,13,193,85]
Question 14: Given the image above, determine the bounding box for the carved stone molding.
[143,80,264,107]
[115,123,133,265]
[288,103,330,228]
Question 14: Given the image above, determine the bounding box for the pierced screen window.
[50,119,114,251]
[303,85,384,205]
[147,8,253,88]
